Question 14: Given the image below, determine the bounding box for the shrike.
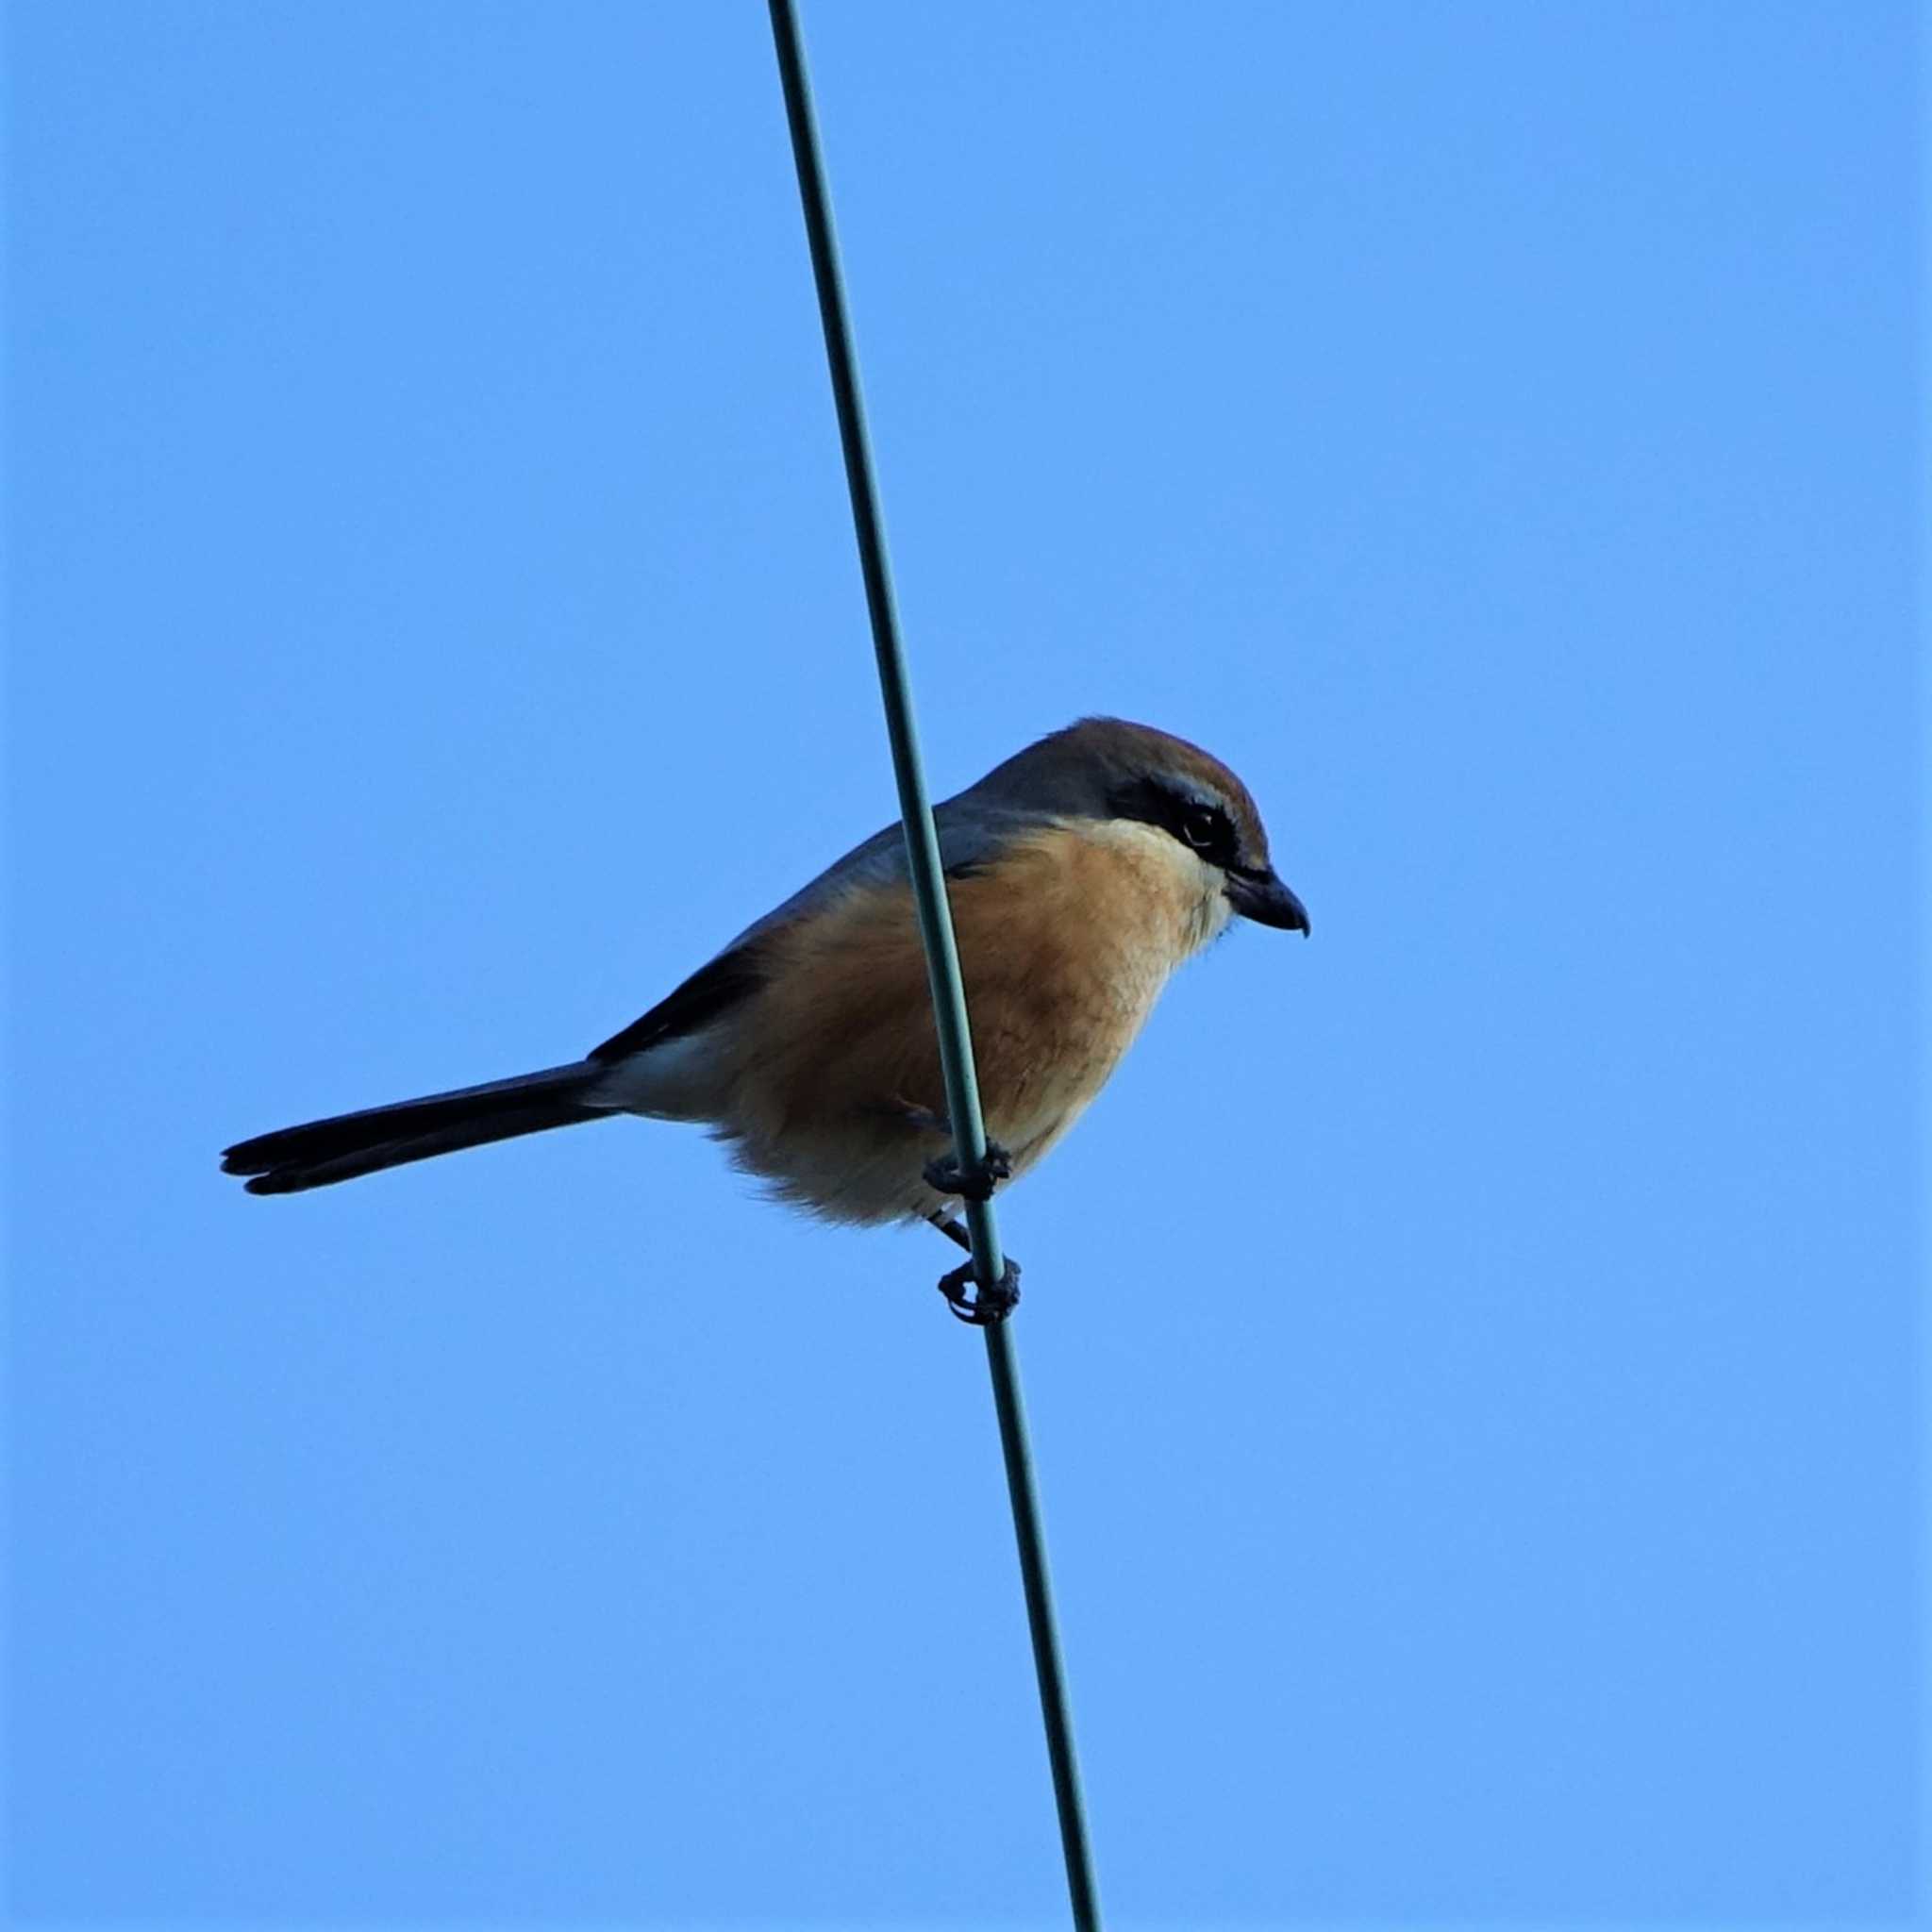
[224,717,1307,1308]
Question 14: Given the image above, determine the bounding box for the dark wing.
[587,943,767,1063]
[587,804,1041,1064]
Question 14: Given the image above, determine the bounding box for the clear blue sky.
[5,3,1919,1926]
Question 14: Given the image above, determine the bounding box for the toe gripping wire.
[926,1145,1022,1324]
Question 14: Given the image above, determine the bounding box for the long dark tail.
[222,1060,611,1194]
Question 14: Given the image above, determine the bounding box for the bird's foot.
[924,1141,1012,1204]
[938,1256,1023,1325]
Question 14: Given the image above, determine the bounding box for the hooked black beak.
[1226,868,1310,934]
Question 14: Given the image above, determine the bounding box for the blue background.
[5,3,1920,1926]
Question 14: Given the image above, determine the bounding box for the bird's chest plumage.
[713,820,1227,1221]
[952,822,1225,1145]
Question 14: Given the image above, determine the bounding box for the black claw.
[937,1257,1023,1325]
[924,1141,1013,1204]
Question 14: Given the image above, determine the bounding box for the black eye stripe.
[1107,777,1240,867]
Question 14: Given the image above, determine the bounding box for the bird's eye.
[1181,806,1221,850]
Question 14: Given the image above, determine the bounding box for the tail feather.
[223,1060,611,1194]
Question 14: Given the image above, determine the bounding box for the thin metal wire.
[765,5,1100,1924]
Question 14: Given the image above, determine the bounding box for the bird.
[223,717,1307,1313]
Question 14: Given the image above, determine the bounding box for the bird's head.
[970,716,1309,935]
